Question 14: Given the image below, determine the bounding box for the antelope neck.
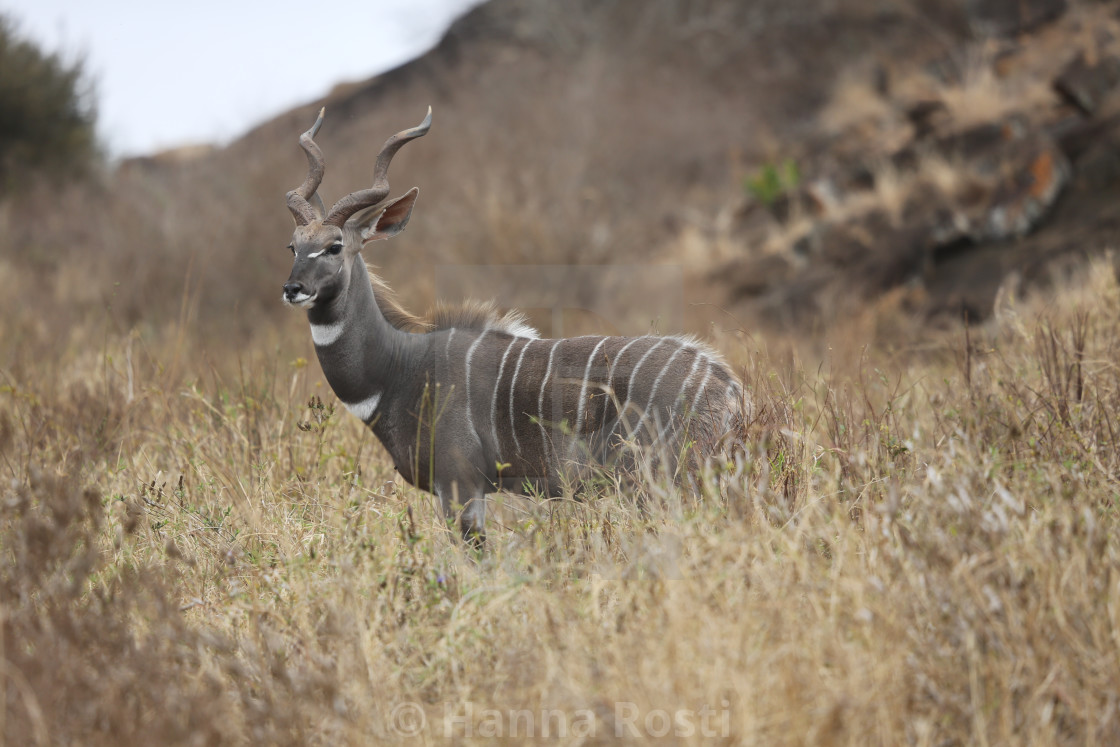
[305,254,423,416]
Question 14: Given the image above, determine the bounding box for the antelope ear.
[357,187,419,245]
[310,192,326,220]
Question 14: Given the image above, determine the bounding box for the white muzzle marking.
[283,291,317,309]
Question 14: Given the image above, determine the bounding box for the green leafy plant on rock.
[744,158,801,206]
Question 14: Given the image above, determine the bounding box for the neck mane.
[367,265,430,332]
[367,264,540,338]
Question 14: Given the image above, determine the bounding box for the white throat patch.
[310,321,345,346]
[344,392,381,422]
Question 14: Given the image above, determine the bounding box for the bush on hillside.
[0,14,98,194]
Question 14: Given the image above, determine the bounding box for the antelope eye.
[328,242,343,255]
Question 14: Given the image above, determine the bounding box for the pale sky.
[1,0,481,157]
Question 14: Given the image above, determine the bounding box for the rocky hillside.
[7,0,1120,349]
[224,0,1120,337]
[716,0,1120,329]
[116,0,980,339]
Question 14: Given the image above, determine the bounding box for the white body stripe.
[627,338,667,393]
[639,342,687,435]
[676,350,705,406]
[723,384,739,429]
[445,328,456,358]
[464,330,489,435]
[617,339,667,435]
[575,337,610,435]
[509,339,534,455]
[605,337,647,401]
[599,336,649,443]
[490,337,518,458]
[343,391,381,422]
[654,350,706,445]
[537,339,562,469]
[310,321,345,346]
[689,361,713,416]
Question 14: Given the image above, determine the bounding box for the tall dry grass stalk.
[1,253,1118,744]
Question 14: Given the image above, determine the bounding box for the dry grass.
[2,252,1119,744]
[3,3,1120,743]
[901,51,1057,131]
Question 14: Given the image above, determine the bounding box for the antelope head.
[282,107,431,309]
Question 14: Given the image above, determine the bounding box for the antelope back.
[446,330,744,482]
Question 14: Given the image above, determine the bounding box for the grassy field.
[2,248,1119,744]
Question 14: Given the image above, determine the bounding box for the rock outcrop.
[720,1,1120,326]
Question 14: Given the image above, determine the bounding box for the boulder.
[964,0,1067,37]
[980,134,1070,240]
[1053,54,1120,116]
[721,253,797,299]
[907,100,951,139]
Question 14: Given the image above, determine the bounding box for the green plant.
[744,158,801,206]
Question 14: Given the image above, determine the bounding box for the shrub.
[0,14,98,194]
[744,158,800,206]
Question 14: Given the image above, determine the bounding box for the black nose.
[283,282,303,298]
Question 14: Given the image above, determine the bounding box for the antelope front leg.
[459,493,486,551]
[436,481,487,551]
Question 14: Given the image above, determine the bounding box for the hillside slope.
[715,0,1120,332]
[4,0,1115,355]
